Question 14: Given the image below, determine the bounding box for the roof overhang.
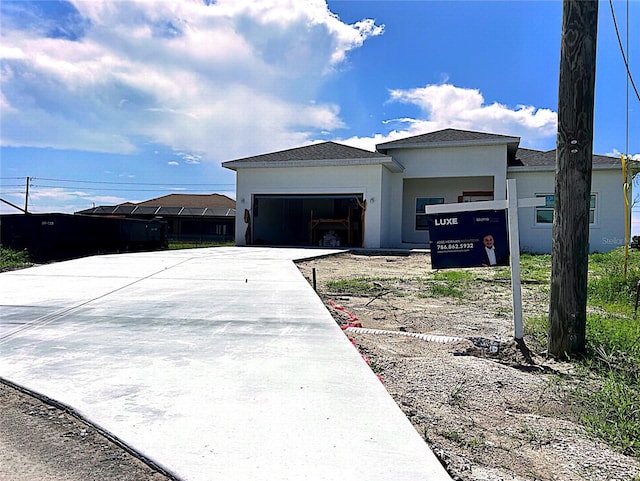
[507,164,622,173]
[222,156,404,173]
[376,137,520,154]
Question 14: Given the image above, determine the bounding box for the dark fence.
[0,214,168,262]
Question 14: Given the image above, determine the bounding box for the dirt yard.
[1,250,638,481]
[297,251,640,481]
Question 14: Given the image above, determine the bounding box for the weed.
[518,423,552,448]
[441,429,485,449]
[442,430,464,444]
[448,381,468,408]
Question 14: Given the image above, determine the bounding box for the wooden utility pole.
[24,176,30,214]
[548,0,598,359]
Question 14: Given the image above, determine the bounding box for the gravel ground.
[0,379,174,481]
[297,251,640,481]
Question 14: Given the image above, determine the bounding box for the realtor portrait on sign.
[480,233,509,267]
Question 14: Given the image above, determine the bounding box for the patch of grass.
[0,247,32,271]
[521,249,640,456]
[520,253,552,283]
[168,240,234,249]
[325,276,393,295]
[432,269,475,283]
[430,283,464,298]
[524,315,549,353]
[423,269,476,299]
[587,249,640,314]
[577,370,640,456]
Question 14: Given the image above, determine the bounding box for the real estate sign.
[427,209,509,269]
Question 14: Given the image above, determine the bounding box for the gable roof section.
[376,128,521,153]
[222,141,403,172]
[511,148,621,170]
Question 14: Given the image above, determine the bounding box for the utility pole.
[24,176,30,214]
[548,0,598,359]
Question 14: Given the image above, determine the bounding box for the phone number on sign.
[436,242,474,251]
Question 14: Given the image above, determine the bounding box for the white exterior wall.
[508,168,624,253]
[391,144,508,195]
[229,144,622,253]
[384,144,508,248]
[234,165,385,248]
[379,167,395,247]
[401,176,494,245]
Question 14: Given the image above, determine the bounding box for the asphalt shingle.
[222,141,387,166]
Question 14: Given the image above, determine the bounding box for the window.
[535,194,596,225]
[457,190,494,203]
[416,197,444,230]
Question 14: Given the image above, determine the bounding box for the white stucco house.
[222,129,625,253]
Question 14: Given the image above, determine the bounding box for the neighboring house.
[77,193,236,242]
[222,129,624,253]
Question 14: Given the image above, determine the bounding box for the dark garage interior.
[251,194,364,247]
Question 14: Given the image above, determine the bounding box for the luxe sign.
[427,210,509,270]
[424,180,545,341]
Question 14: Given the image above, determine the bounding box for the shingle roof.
[136,193,235,209]
[222,141,387,166]
[512,148,621,167]
[376,128,520,150]
[75,193,236,217]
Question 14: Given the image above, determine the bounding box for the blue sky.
[1,0,638,233]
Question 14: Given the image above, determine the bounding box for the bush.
[0,247,32,271]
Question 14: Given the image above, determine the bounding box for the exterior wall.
[234,164,385,248]
[384,143,508,248]
[379,167,395,247]
[230,144,622,253]
[389,144,508,198]
[401,176,494,245]
[508,168,624,253]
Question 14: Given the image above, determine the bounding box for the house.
[76,193,236,242]
[222,129,624,253]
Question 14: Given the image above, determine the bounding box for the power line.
[33,177,234,187]
[609,0,640,103]
[30,184,229,193]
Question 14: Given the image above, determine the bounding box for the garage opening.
[251,194,364,247]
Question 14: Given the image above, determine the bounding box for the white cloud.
[0,0,382,159]
[339,84,557,151]
[608,149,640,162]
[168,161,179,166]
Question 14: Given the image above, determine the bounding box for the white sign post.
[425,179,544,340]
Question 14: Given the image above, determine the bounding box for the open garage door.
[251,194,364,247]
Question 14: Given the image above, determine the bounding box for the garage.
[250,194,365,247]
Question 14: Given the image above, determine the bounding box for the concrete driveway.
[0,247,451,480]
